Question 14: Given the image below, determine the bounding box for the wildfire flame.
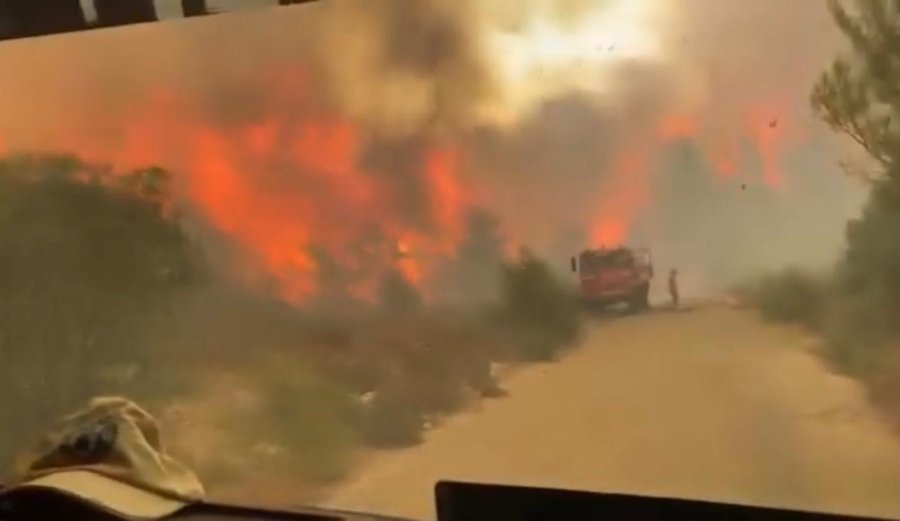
[35,68,473,304]
[590,145,652,248]
[0,12,811,303]
[588,98,806,248]
[0,59,807,302]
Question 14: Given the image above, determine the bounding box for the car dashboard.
[1,481,896,521]
[0,487,413,521]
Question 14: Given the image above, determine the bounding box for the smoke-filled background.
[0,0,867,302]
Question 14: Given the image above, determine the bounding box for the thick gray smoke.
[0,0,869,301]
[464,0,867,297]
[307,0,500,138]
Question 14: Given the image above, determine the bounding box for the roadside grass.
[175,355,361,496]
[313,310,507,448]
[743,269,900,432]
[160,253,584,486]
[0,245,583,493]
[242,355,360,484]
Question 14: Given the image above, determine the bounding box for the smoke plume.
[0,0,869,301]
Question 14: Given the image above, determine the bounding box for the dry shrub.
[751,268,828,328]
[499,250,582,361]
[218,356,360,485]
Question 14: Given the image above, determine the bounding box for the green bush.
[752,269,827,328]
[499,250,582,361]
[808,0,900,422]
[867,349,900,427]
[0,155,205,475]
[804,189,900,378]
[820,288,896,377]
[835,184,900,309]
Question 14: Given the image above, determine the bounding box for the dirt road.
[322,307,900,520]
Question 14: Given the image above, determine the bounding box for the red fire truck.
[570,247,653,312]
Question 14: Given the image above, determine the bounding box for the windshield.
[2,0,900,520]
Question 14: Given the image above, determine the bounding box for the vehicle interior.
[0,482,895,521]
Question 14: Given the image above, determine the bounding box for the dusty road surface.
[322,306,900,520]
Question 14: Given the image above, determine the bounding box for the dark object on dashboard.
[435,481,895,521]
[0,486,125,521]
[0,0,87,39]
[0,486,414,521]
[182,0,210,17]
[174,501,413,521]
[94,0,157,27]
[0,0,323,42]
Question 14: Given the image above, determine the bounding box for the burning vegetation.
[0,151,584,496]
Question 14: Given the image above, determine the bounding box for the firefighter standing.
[669,268,679,308]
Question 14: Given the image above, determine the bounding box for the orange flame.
[32,69,474,304]
[588,98,805,247]
[187,127,321,302]
[425,146,468,249]
[657,114,698,141]
[708,137,740,179]
[745,101,794,190]
[0,61,807,298]
[590,145,652,248]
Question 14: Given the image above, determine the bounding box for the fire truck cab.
[571,247,653,312]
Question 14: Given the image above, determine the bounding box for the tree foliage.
[812,1,900,300]
[803,1,900,385]
[0,154,205,471]
[812,0,900,176]
[500,249,581,361]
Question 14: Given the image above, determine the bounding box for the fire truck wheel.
[630,284,650,312]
